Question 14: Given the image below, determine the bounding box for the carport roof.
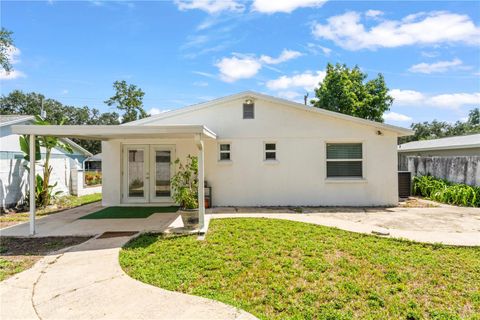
[11,124,217,140]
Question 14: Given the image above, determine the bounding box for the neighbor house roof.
[1,115,93,156]
[398,134,480,152]
[125,91,413,136]
[0,115,35,127]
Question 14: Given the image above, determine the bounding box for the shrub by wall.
[413,175,479,207]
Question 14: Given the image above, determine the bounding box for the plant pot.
[179,209,199,227]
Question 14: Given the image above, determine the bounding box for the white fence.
[0,158,102,209]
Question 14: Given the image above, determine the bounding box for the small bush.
[412,175,479,207]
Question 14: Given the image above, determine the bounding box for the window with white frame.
[219,143,231,161]
[264,142,277,160]
[326,143,363,178]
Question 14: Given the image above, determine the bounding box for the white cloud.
[312,11,480,50]
[6,46,21,65]
[277,91,303,100]
[427,93,480,109]
[193,71,216,78]
[259,49,302,64]
[266,70,326,91]
[408,58,464,74]
[174,0,244,14]
[0,69,26,80]
[392,89,480,110]
[149,107,170,115]
[252,0,326,14]
[0,46,26,80]
[215,56,262,82]
[365,10,383,18]
[421,51,439,58]
[306,43,332,56]
[390,89,425,105]
[383,111,412,122]
[216,49,302,82]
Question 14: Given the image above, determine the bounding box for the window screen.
[326,143,362,178]
[264,143,276,160]
[219,143,231,161]
[243,103,254,119]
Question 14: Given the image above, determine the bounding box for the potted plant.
[170,155,199,226]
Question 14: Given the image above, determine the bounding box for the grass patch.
[0,236,91,281]
[120,218,480,320]
[80,206,178,219]
[0,193,102,228]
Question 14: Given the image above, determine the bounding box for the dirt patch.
[97,232,138,239]
[398,197,439,208]
[0,236,91,281]
[0,236,91,256]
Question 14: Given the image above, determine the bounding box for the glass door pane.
[154,150,171,197]
[127,149,145,198]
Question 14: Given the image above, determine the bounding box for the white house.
[0,115,94,209]
[12,92,412,233]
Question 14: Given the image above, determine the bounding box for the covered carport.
[11,124,217,236]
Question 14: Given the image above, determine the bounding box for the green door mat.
[80,206,179,219]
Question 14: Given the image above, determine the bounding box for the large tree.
[0,27,14,72]
[399,108,480,144]
[311,63,393,122]
[104,80,148,123]
[0,90,120,153]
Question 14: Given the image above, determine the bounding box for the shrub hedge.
[412,175,479,207]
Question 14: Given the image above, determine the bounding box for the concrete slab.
[0,203,181,237]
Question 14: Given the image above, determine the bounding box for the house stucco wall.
[102,97,399,206]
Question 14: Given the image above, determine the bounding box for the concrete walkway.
[210,204,480,246]
[0,235,257,320]
[0,202,183,237]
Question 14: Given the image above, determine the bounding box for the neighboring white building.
[0,115,94,209]
[12,92,413,210]
[398,134,480,186]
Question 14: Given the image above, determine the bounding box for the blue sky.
[1,0,479,127]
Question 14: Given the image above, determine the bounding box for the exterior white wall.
[103,97,399,206]
[101,138,197,206]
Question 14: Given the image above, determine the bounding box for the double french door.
[122,145,175,203]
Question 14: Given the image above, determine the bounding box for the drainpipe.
[29,134,36,236]
[194,134,205,232]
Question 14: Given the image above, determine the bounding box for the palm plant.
[19,115,73,208]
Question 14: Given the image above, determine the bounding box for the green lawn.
[80,206,178,219]
[120,219,480,320]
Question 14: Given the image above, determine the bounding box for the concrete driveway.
[0,235,256,320]
[210,203,480,246]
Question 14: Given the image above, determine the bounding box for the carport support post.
[29,134,36,236]
[195,134,205,232]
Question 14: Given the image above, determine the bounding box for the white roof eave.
[11,124,217,140]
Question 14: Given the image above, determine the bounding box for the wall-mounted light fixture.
[376,130,383,136]
[245,98,254,105]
